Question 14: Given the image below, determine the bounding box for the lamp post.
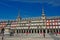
[2,28,4,40]
[2,33,4,40]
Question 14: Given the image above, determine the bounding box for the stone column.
[49,29,50,33]
[33,29,35,33]
[18,30,19,33]
[28,30,29,33]
[52,29,53,33]
[31,30,32,33]
[22,30,24,33]
[39,30,40,33]
[46,29,47,34]
[20,30,22,33]
[25,30,27,33]
[14,29,17,36]
[42,29,43,34]
[36,29,37,33]
[58,29,59,34]
[15,29,17,33]
[58,26,59,34]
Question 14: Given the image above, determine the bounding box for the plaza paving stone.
[0,33,60,40]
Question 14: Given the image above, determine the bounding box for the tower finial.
[18,8,20,18]
[41,6,46,19]
[42,7,45,16]
[16,7,21,21]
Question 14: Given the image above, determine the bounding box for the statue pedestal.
[4,27,10,35]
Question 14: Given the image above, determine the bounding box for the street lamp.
[1,28,4,40]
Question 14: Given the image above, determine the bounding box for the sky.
[0,0,60,20]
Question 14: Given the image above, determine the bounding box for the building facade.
[0,8,60,35]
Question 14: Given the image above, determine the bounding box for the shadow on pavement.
[49,33,60,40]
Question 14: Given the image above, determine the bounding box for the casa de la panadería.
[0,8,60,36]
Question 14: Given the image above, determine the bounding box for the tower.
[41,7,46,19]
[16,8,21,22]
[15,8,21,34]
[41,7,46,34]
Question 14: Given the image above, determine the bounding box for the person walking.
[2,36,3,40]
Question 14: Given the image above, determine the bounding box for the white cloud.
[8,0,60,6]
[45,0,60,6]
[0,2,12,7]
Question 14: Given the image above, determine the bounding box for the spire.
[16,7,21,21]
[17,8,20,18]
[41,6,46,19]
[42,7,45,16]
